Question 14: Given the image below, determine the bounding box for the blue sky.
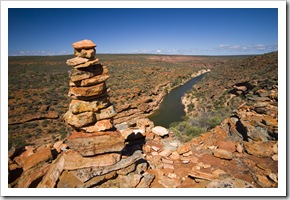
[8,8,278,56]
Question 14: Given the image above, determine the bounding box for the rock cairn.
[63,39,127,157]
[64,39,116,134]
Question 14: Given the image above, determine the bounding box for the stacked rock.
[63,39,125,156]
[64,39,116,133]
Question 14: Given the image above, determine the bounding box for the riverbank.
[113,69,211,126]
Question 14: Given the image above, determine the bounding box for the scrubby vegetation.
[8,52,277,148]
[8,54,222,148]
[170,52,278,142]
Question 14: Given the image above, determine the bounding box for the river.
[148,73,206,128]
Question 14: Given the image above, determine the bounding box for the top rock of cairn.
[71,39,97,59]
[72,39,96,49]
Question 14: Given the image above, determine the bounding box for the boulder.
[152,126,169,137]
[69,98,110,114]
[70,74,109,87]
[66,131,125,156]
[72,39,96,49]
[63,111,96,128]
[68,83,106,98]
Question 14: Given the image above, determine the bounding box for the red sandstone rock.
[63,150,121,170]
[117,173,142,188]
[217,141,236,152]
[74,58,100,69]
[70,74,109,87]
[53,141,64,153]
[188,170,217,181]
[66,57,89,66]
[213,148,233,160]
[57,170,83,188]
[66,131,125,156]
[16,163,50,188]
[68,82,106,98]
[136,173,155,188]
[177,143,191,155]
[70,65,108,82]
[80,119,113,132]
[63,111,96,128]
[37,153,65,188]
[72,39,96,49]
[169,151,180,161]
[74,48,96,59]
[22,146,52,171]
[69,97,110,114]
[243,141,275,157]
[159,149,172,157]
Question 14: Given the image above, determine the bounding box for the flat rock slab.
[206,177,255,188]
[243,141,275,157]
[70,74,109,87]
[67,131,125,156]
[63,150,121,170]
[22,147,52,171]
[80,119,113,133]
[74,58,100,69]
[70,65,108,82]
[68,82,106,98]
[66,57,89,66]
[69,97,110,114]
[188,170,218,181]
[71,150,144,182]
